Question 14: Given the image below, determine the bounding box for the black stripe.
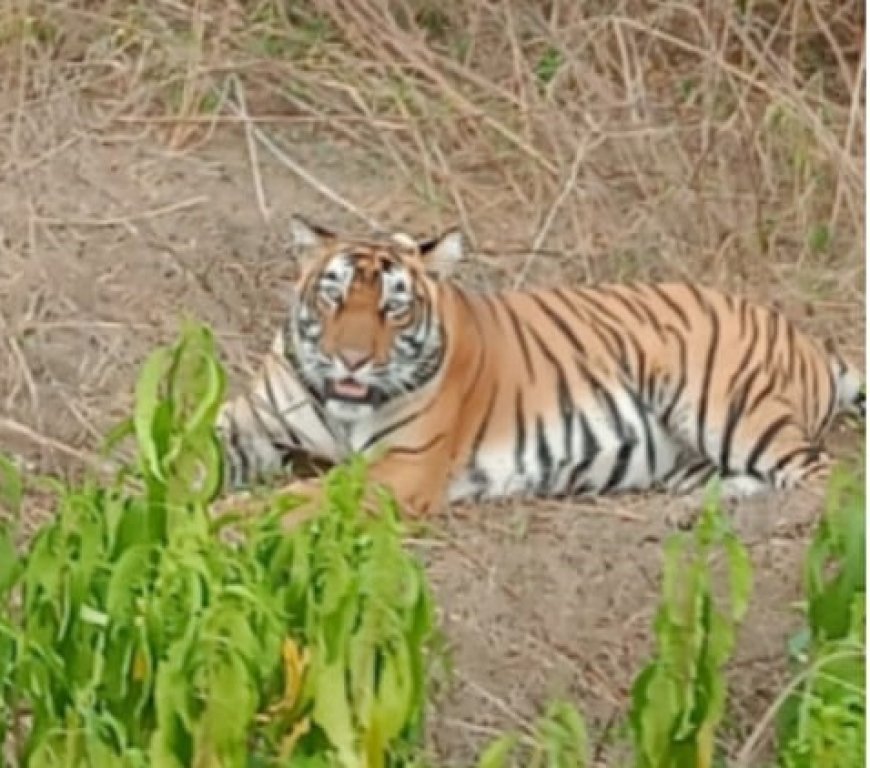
[665,458,716,492]
[246,392,282,445]
[627,386,656,476]
[746,376,777,416]
[468,384,499,468]
[410,323,448,390]
[575,359,636,491]
[819,362,838,429]
[567,412,599,492]
[453,285,484,337]
[384,432,447,457]
[604,284,668,347]
[646,284,691,330]
[601,286,646,325]
[530,294,587,355]
[661,327,688,427]
[553,290,629,366]
[557,364,575,461]
[573,288,628,329]
[765,311,780,368]
[645,364,660,404]
[263,369,303,447]
[452,287,488,404]
[535,416,554,495]
[626,284,666,338]
[737,297,748,338]
[603,441,635,493]
[285,341,329,412]
[719,366,762,472]
[725,305,759,393]
[514,390,526,475]
[636,350,647,406]
[480,293,504,328]
[785,319,796,380]
[526,325,576,462]
[564,290,646,371]
[797,349,810,427]
[502,301,536,382]
[696,306,720,453]
[225,415,249,486]
[359,406,429,453]
[769,444,819,475]
[555,288,646,383]
[746,414,794,474]
[687,463,717,492]
[660,455,691,485]
[801,350,818,409]
[684,282,709,314]
[402,291,430,354]
[460,342,486,405]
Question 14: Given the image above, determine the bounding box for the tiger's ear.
[289,215,336,252]
[418,228,464,277]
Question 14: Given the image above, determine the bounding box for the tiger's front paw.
[272,478,328,529]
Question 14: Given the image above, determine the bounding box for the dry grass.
[2,1,864,272]
[0,0,864,765]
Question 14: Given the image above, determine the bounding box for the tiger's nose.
[338,348,372,371]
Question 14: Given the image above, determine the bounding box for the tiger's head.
[286,215,464,420]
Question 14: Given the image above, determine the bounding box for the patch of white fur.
[718,475,770,499]
[834,357,864,413]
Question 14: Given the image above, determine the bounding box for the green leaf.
[165,433,223,507]
[534,46,563,87]
[476,733,519,768]
[0,527,21,594]
[151,645,194,764]
[194,654,255,765]
[85,728,126,766]
[106,544,152,620]
[371,641,414,743]
[134,347,172,481]
[537,700,589,767]
[723,533,753,622]
[181,349,225,435]
[312,654,358,767]
[807,223,831,254]
[101,416,136,457]
[0,453,23,515]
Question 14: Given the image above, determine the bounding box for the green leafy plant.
[628,486,753,768]
[0,321,434,768]
[475,700,588,768]
[774,462,865,768]
[534,46,563,88]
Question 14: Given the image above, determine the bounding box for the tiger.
[215,215,865,517]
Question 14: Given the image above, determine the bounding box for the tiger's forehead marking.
[322,250,413,294]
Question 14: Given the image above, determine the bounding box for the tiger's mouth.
[326,376,372,403]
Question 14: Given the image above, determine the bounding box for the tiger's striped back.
[440,281,860,503]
